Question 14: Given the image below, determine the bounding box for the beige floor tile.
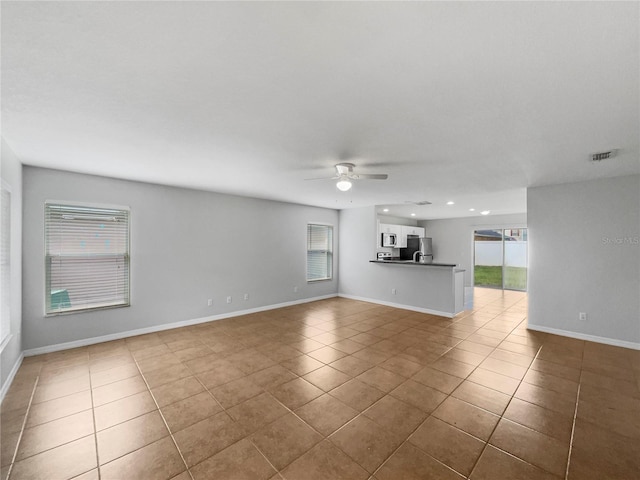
[329,379,386,412]
[161,391,222,432]
[410,416,485,476]
[356,366,405,393]
[26,390,92,428]
[32,375,91,404]
[270,377,323,409]
[17,410,94,461]
[100,436,185,480]
[280,354,324,375]
[189,438,276,480]
[329,356,374,377]
[362,395,428,437]
[522,370,579,398]
[90,363,139,388]
[211,376,263,409]
[514,382,577,417]
[94,390,157,431]
[375,443,465,480]
[467,368,521,396]
[470,445,561,480]
[490,418,568,478]
[412,367,464,394]
[143,364,192,389]
[150,375,205,408]
[227,392,289,434]
[330,415,403,473]
[303,365,351,392]
[97,410,169,464]
[92,375,147,406]
[173,412,244,467]
[433,395,500,441]
[248,365,297,390]
[251,413,322,469]
[390,379,447,413]
[10,435,97,480]
[504,397,574,442]
[280,440,369,480]
[308,346,348,364]
[429,357,476,378]
[295,394,359,436]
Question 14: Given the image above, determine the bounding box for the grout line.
[565,345,584,480]
[131,356,196,480]
[86,354,102,480]
[5,375,39,480]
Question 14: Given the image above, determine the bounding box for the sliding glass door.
[474,228,527,291]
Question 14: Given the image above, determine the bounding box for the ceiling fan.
[306,163,388,191]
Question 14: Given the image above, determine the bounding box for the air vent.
[405,200,432,205]
[591,150,617,162]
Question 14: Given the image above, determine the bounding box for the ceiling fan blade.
[353,173,388,180]
[304,176,339,181]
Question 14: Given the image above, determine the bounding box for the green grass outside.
[474,265,527,290]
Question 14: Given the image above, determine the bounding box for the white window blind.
[45,203,130,314]
[1,184,11,345]
[307,224,333,281]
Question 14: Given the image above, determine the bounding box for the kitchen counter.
[370,259,462,269]
[368,258,466,316]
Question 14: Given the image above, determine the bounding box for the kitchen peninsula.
[369,259,465,317]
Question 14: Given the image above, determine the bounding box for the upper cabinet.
[402,226,425,238]
[379,223,402,235]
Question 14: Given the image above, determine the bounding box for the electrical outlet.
[226,296,232,304]
[244,293,249,301]
[293,286,298,293]
[579,312,587,321]
[391,288,397,295]
[207,299,213,306]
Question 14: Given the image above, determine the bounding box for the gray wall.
[1,140,23,395]
[528,175,640,346]
[420,213,527,286]
[23,167,339,351]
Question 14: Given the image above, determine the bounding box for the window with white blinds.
[1,183,11,345]
[45,203,130,314]
[307,224,333,282]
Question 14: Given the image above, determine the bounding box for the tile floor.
[1,288,639,480]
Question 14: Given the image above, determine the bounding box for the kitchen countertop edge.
[369,260,464,271]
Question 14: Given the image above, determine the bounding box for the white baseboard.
[24,294,338,357]
[1,352,24,403]
[527,324,640,351]
[338,293,454,318]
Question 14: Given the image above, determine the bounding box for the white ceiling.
[2,2,638,219]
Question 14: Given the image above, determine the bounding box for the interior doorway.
[473,228,528,291]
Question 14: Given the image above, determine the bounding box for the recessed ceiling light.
[469,208,475,212]
[383,208,389,212]
[410,213,416,217]
[446,201,455,205]
[480,210,490,215]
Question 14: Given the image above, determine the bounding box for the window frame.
[44,201,131,316]
[306,223,333,282]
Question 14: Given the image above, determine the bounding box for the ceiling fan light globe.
[336,179,352,191]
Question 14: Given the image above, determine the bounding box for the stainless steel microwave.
[381,233,398,247]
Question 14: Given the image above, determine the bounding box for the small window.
[45,203,130,314]
[1,182,11,345]
[307,224,333,281]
